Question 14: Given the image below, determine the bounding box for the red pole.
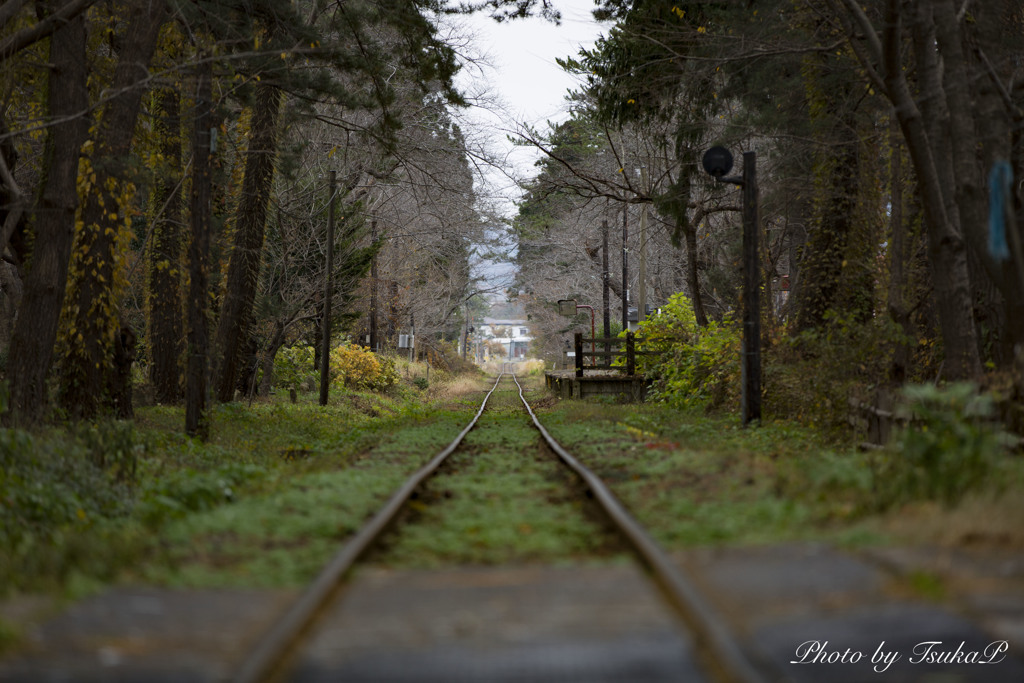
[576,305,596,367]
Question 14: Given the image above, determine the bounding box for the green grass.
[534,395,1024,550]
[134,396,485,588]
[7,372,1021,602]
[0,383,481,596]
[535,399,879,547]
[373,385,625,567]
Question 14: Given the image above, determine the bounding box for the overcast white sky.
[451,0,610,215]
[446,0,610,294]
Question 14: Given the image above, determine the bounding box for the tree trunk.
[933,0,1024,357]
[792,54,862,332]
[681,218,708,327]
[259,321,288,396]
[185,57,213,440]
[213,83,282,402]
[147,87,184,403]
[887,118,911,384]
[0,115,28,264]
[109,324,137,418]
[881,0,981,379]
[58,0,167,418]
[4,0,87,426]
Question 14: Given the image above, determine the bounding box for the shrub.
[518,359,546,376]
[765,312,914,432]
[635,293,742,410]
[0,426,138,592]
[135,463,265,526]
[274,345,318,393]
[872,383,1007,507]
[329,343,398,391]
[75,419,143,484]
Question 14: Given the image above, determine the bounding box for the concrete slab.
[677,544,888,627]
[0,587,296,683]
[676,543,1024,682]
[287,563,704,682]
[751,603,1024,682]
[7,544,1024,682]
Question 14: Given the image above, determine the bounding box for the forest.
[1,0,1021,433]
[512,0,1024,435]
[0,0,496,435]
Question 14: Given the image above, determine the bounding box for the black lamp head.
[702,146,734,178]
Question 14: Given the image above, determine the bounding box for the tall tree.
[831,0,984,379]
[186,56,213,440]
[147,85,185,404]
[58,0,169,418]
[212,82,282,402]
[4,0,89,425]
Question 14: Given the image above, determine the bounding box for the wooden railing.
[573,332,640,377]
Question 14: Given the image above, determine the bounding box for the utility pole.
[622,206,628,333]
[462,300,469,361]
[319,170,336,407]
[740,151,762,425]
[369,221,378,352]
[602,219,610,361]
[638,167,648,324]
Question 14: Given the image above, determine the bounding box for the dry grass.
[881,492,1024,549]
[427,373,491,401]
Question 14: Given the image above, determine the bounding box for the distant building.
[475,317,532,361]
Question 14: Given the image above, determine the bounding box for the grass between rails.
[370,379,627,568]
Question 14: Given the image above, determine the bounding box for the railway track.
[232,371,765,683]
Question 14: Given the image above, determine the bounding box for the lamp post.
[557,299,596,367]
[702,146,761,426]
[319,170,336,407]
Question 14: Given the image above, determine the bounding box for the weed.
[873,383,1008,508]
[906,570,946,601]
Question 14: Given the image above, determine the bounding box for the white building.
[474,317,532,361]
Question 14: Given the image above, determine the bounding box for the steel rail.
[511,373,765,683]
[231,373,507,683]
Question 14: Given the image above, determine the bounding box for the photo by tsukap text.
[791,640,1009,673]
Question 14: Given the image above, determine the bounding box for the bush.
[329,343,399,391]
[274,345,318,393]
[635,293,742,410]
[135,463,265,526]
[0,425,139,593]
[765,312,913,432]
[75,419,143,484]
[872,383,1007,507]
